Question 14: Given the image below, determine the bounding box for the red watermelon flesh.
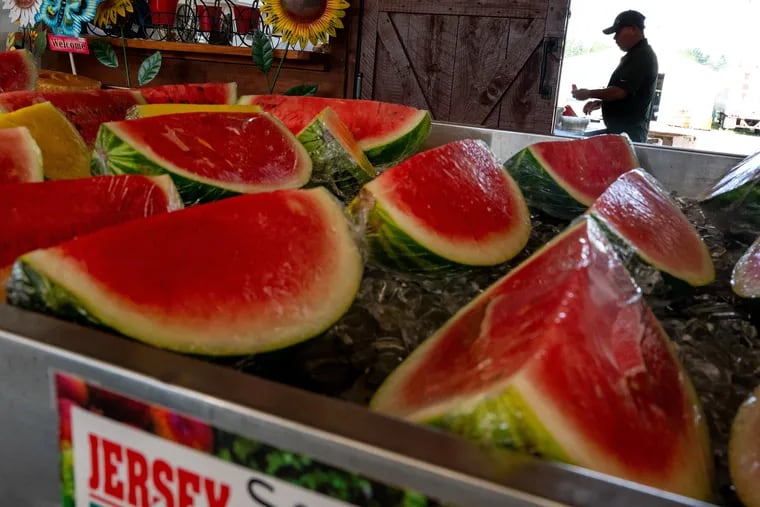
[139,82,237,104]
[732,234,760,297]
[0,174,182,271]
[105,112,310,189]
[372,217,713,499]
[0,126,43,184]
[589,169,714,286]
[529,134,639,205]
[0,49,37,92]
[0,89,145,145]
[10,188,363,355]
[240,95,429,154]
[362,139,530,265]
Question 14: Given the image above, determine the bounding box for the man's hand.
[571,85,591,101]
[582,100,602,115]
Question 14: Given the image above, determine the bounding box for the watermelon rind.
[371,217,714,500]
[427,383,570,462]
[91,113,312,205]
[298,107,377,201]
[504,147,588,219]
[125,103,262,119]
[588,169,715,287]
[348,194,459,273]
[0,126,44,183]
[361,109,431,168]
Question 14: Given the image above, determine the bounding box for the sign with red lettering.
[54,372,438,507]
[47,34,90,54]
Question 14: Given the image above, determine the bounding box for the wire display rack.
[86,0,276,47]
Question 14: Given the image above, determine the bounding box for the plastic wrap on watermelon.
[503,134,640,220]
[699,149,760,240]
[347,139,531,273]
[298,107,376,202]
[0,175,182,302]
[6,189,363,356]
[371,216,714,501]
[588,168,714,287]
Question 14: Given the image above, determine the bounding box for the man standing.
[571,10,659,143]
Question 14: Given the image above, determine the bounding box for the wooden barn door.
[359,1,570,134]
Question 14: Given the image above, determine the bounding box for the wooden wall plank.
[374,12,431,110]
[402,14,458,120]
[498,48,547,133]
[371,13,410,104]
[545,0,571,36]
[359,0,380,99]
[450,16,511,125]
[379,1,544,18]
[452,16,545,125]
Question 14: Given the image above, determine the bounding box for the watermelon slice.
[504,134,640,219]
[371,217,713,500]
[92,112,312,205]
[0,174,181,301]
[0,49,37,92]
[588,169,715,286]
[7,188,364,356]
[36,69,101,91]
[139,82,238,104]
[729,385,760,507]
[239,94,431,167]
[699,150,760,239]
[0,127,43,184]
[0,101,90,180]
[348,139,530,272]
[0,89,145,146]
[126,103,262,119]
[298,107,376,201]
[731,234,760,297]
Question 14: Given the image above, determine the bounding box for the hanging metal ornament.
[36,0,103,36]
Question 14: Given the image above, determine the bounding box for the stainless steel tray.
[0,123,739,506]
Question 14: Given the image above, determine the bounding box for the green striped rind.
[6,259,106,329]
[587,213,713,287]
[426,384,570,462]
[701,184,760,239]
[298,111,376,201]
[504,148,587,220]
[362,111,432,167]
[91,123,237,205]
[348,194,460,273]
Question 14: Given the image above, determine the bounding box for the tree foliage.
[682,48,728,70]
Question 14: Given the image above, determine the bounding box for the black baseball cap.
[602,10,646,34]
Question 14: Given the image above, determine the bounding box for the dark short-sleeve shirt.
[601,39,658,142]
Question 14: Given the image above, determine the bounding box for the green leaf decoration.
[284,84,319,96]
[251,30,273,74]
[91,40,119,68]
[33,30,47,58]
[137,51,162,87]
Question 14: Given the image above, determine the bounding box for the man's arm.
[572,86,627,102]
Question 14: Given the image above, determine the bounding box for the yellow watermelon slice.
[0,102,89,179]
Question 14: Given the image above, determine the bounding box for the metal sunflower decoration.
[260,0,348,48]
[252,0,349,95]
[90,0,161,88]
